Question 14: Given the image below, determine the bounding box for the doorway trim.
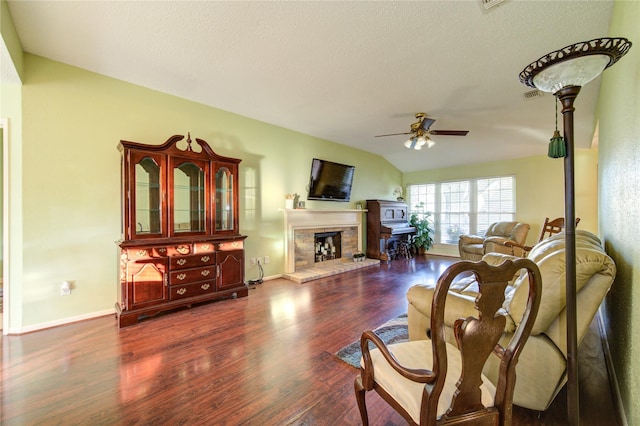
[2,117,9,335]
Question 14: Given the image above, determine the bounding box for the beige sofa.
[407,230,616,411]
[458,221,530,261]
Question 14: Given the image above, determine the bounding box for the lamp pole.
[556,85,581,425]
[519,38,631,425]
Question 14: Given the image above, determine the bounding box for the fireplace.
[314,231,342,262]
[282,209,365,273]
[293,226,358,270]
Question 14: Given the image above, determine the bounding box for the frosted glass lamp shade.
[532,55,609,93]
[520,38,631,92]
[424,137,436,148]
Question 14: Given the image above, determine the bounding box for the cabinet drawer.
[169,266,216,284]
[123,246,172,259]
[170,253,215,270]
[125,248,154,260]
[165,244,193,256]
[194,242,215,253]
[217,240,243,251]
[152,246,169,257]
[170,280,216,300]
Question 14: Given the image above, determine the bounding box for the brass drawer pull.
[201,255,210,262]
[177,288,187,295]
[201,283,210,290]
[176,273,187,280]
[176,259,187,266]
[201,270,210,277]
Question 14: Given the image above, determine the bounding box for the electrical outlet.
[60,281,71,296]
[250,258,256,266]
[264,256,270,264]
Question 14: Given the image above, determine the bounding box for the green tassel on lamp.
[548,129,566,158]
[548,98,566,158]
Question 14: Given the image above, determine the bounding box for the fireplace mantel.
[282,209,366,273]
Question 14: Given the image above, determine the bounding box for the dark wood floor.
[1,255,618,425]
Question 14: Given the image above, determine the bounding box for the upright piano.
[366,200,416,263]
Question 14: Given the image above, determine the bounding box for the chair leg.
[354,376,369,426]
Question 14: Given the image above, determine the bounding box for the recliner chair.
[458,221,530,261]
[408,230,616,411]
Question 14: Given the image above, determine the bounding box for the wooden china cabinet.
[116,133,247,327]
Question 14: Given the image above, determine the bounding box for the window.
[408,176,515,244]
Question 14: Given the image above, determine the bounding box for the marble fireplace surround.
[283,209,365,274]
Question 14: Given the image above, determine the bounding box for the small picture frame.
[356,202,362,210]
[297,201,306,209]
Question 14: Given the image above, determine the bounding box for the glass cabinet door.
[134,156,162,236]
[215,166,235,231]
[173,160,206,234]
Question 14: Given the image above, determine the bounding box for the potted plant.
[409,213,434,255]
[352,252,366,262]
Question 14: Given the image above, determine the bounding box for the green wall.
[1,0,23,80]
[598,1,640,424]
[10,53,401,330]
[4,53,601,331]
[403,150,599,256]
[11,51,602,331]
[1,0,23,330]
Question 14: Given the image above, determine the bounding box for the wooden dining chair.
[354,259,542,426]
[538,216,581,241]
[504,216,581,256]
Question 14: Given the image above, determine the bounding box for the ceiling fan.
[375,112,469,150]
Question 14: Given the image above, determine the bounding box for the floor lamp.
[519,37,631,425]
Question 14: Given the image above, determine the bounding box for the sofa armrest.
[459,234,484,245]
[482,252,521,265]
[504,240,533,253]
[484,236,512,245]
[407,284,478,329]
[484,237,521,256]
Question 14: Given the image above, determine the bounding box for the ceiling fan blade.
[420,117,436,131]
[374,132,412,137]
[429,130,469,136]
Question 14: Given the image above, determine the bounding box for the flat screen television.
[307,158,355,202]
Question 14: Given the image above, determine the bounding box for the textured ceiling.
[7,1,615,172]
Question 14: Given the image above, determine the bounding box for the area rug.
[335,313,408,368]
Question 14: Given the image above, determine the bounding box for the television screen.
[307,158,355,202]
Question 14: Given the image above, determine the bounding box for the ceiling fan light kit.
[376,112,469,150]
[519,36,632,426]
[404,135,435,150]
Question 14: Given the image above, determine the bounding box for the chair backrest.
[427,259,542,425]
[538,217,581,242]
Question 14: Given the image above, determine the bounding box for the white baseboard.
[11,308,115,335]
[263,274,282,281]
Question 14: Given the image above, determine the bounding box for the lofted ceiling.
[6,1,615,173]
